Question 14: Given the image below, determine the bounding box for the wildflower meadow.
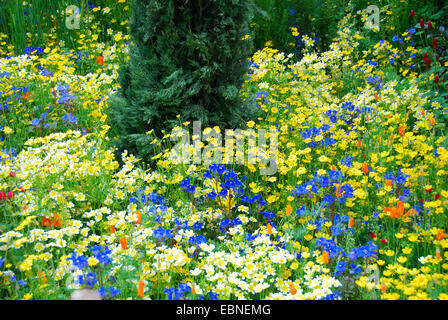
[0,0,447,303]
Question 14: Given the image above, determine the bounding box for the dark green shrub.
[108,0,254,163]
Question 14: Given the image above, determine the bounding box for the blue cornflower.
[328,170,343,181]
[99,286,106,298]
[86,272,97,288]
[209,292,218,300]
[180,178,191,188]
[106,286,120,298]
[335,261,347,276]
[18,280,27,288]
[341,156,353,168]
[323,194,334,205]
[193,222,202,231]
[350,263,362,274]
[207,192,217,200]
[262,211,275,220]
[219,188,228,197]
[296,206,305,217]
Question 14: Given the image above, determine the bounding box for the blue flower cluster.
[164,283,191,300]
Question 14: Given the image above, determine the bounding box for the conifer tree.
[109,0,254,162]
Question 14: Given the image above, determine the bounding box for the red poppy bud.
[427,21,433,31]
[420,19,425,29]
[435,194,441,200]
[432,38,438,50]
[436,55,439,62]
[410,10,415,18]
[381,239,387,245]
[435,75,439,84]
[424,52,428,58]
[370,232,376,239]
[420,198,425,204]
[446,94,448,100]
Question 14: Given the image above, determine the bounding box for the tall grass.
[0,0,88,54]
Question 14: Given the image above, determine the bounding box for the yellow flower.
[397,256,407,264]
[22,293,33,300]
[384,250,395,257]
[87,256,99,266]
[3,126,13,135]
[247,120,255,128]
[304,234,313,241]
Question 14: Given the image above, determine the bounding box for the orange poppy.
[137,280,145,297]
[375,93,379,101]
[335,186,341,198]
[120,237,128,250]
[110,225,116,233]
[348,217,354,228]
[398,126,405,137]
[322,251,329,264]
[289,282,297,295]
[96,56,104,66]
[52,213,61,228]
[267,223,273,235]
[37,271,47,284]
[396,201,405,217]
[356,140,362,147]
[385,179,393,187]
[405,208,417,217]
[362,162,369,174]
[430,117,436,126]
[41,217,52,228]
[436,248,441,259]
[436,229,447,241]
[134,210,142,224]
[285,205,292,217]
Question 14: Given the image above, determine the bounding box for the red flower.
[9,171,15,177]
[0,192,6,201]
[432,38,438,50]
[370,232,376,239]
[427,21,433,31]
[96,56,104,66]
[424,57,431,70]
[420,19,425,28]
[435,75,439,84]
[381,239,387,245]
[410,10,415,18]
[6,191,14,199]
[435,194,441,200]
[42,217,52,228]
[52,214,61,228]
[436,54,439,62]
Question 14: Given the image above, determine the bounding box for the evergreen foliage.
[109,0,254,162]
